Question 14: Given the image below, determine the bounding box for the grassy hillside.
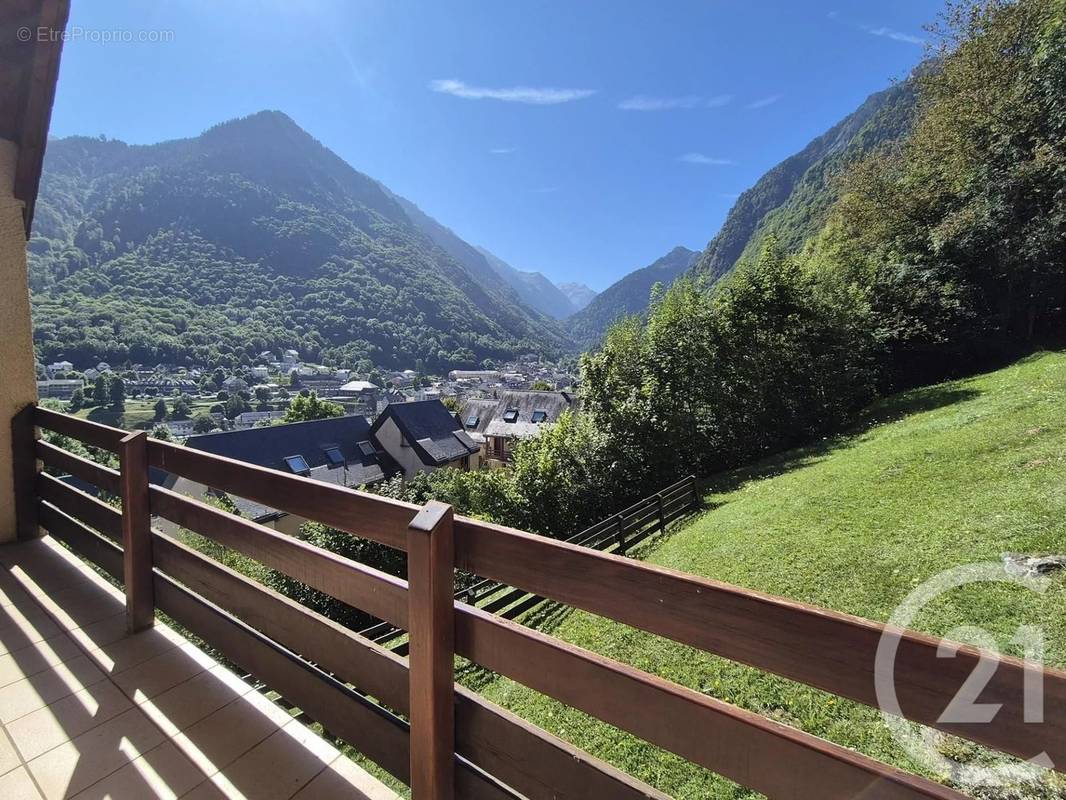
[475,352,1066,799]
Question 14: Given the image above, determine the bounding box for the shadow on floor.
[0,537,392,800]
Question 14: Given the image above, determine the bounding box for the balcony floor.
[0,536,398,800]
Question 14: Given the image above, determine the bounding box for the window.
[357,440,376,457]
[284,454,310,474]
[323,446,344,466]
[502,408,519,423]
[531,410,548,423]
[465,414,479,428]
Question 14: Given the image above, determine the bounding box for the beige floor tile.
[62,615,127,654]
[32,586,125,634]
[0,573,36,611]
[7,680,134,762]
[137,664,253,738]
[111,645,213,704]
[0,635,85,689]
[0,726,23,774]
[69,739,208,800]
[0,608,64,656]
[165,690,289,781]
[84,627,181,676]
[0,765,44,799]
[0,655,108,723]
[27,706,167,800]
[182,720,334,800]
[291,755,398,800]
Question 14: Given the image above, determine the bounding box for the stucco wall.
[375,417,430,479]
[0,139,40,543]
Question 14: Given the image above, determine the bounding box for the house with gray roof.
[156,414,397,535]
[370,399,480,478]
[459,390,578,466]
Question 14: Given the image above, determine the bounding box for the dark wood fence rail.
[360,473,699,649]
[15,405,1066,800]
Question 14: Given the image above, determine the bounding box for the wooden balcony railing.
[11,404,1066,799]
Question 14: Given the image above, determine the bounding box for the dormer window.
[357,440,376,457]
[502,408,519,423]
[531,410,548,423]
[323,446,344,467]
[284,454,310,475]
[465,414,479,428]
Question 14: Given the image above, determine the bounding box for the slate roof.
[182,415,394,490]
[176,415,397,523]
[370,400,480,466]
[456,399,501,444]
[480,391,577,439]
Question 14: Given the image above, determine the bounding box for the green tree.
[109,376,125,410]
[192,413,216,433]
[93,375,110,407]
[169,396,192,420]
[283,392,344,422]
[223,394,248,419]
[67,388,84,412]
[153,398,168,421]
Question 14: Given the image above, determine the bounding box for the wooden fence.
[359,474,699,649]
[13,404,1066,800]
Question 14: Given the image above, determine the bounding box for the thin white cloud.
[429,79,595,105]
[746,94,783,110]
[490,147,517,155]
[678,153,735,166]
[827,10,839,19]
[618,94,732,111]
[863,25,925,45]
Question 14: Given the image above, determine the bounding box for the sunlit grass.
[476,351,1066,799]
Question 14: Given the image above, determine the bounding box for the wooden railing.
[360,474,699,649]
[12,404,1066,800]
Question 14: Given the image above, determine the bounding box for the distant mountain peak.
[565,246,697,347]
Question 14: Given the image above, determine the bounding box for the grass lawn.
[474,351,1066,799]
[73,399,219,430]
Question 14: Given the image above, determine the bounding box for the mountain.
[694,80,917,281]
[473,246,576,320]
[565,246,697,348]
[558,282,596,313]
[27,111,573,371]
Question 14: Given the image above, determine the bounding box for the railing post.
[407,500,455,800]
[119,431,154,632]
[11,404,40,541]
[615,513,626,555]
[689,474,700,509]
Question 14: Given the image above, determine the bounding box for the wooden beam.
[11,404,39,540]
[119,431,153,631]
[150,485,408,628]
[36,439,121,495]
[34,406,125,452]
[455,605,966,800]
[453,515,1066,766]
[407,500,456,800]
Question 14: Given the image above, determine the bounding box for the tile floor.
[0,536,398,800]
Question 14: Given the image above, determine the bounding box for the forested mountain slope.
[694,79,917,282]
[474,246,577,320]
[565,246,697,347]
[28,111,572,370]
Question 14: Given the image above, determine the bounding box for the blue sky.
[49,0,939,290]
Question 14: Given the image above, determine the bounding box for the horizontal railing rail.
[17,405,1066,799]
[361,474,699,648]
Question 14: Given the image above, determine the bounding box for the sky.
[48,0,940,291]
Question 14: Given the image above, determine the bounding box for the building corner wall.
[0,139,40,543]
